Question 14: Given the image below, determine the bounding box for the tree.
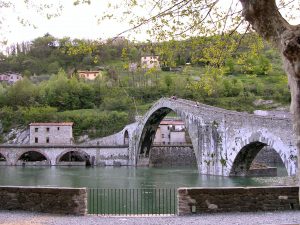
[239,0,300,182]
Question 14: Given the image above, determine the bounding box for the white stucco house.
[0,72,23,84]
[141,55,160,70]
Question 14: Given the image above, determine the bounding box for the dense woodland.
[0,34,290,142]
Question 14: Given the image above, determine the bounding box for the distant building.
[141,55,160,70]
[0,72,23,84]
[29,122,74,145]
[8,73,23,84]
[0,74,9,82]
[154,118,187,144]
[78,71,102,80]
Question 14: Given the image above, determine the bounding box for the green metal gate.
[88,188,177,216]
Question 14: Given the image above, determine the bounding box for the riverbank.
[1,210,300,225]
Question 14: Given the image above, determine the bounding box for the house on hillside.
[154,118,188,144]
[29,122,74,145]
[78,70,102,80]
[0,72,23,84]
[8,73,23,84]
[141,55,160,70]
[0,74,9,82]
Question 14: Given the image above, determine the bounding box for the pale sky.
[0,0,299,49]
[0,0,139,46]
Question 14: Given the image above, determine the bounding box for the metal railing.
[88,188,177,216]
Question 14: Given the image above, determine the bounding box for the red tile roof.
[160,120,184,125]
[29,122,73,126]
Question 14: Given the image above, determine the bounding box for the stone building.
[78,71,102,80]
[154,119,187,144]
[0,72,23,84]
[29,122,73,145]
[141,55,160,70]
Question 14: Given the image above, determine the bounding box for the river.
[0,166,287,188]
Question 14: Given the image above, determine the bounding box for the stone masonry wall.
[253,146,284,165]
[0,186,87,215]
[149,145,197,167]
[178,186,299,215]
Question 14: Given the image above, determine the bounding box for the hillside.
[0,34,290,142]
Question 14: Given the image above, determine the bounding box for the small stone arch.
[56,150,91,166]
[17,150,50,166]
[229,141,268,176]
[229,136,292,176]
[124,130,129,145]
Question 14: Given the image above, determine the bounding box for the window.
[57,127,60,131]
[161,134,165,138]
[46,137,49,143]
[35,137,38,143]
[35,128,38,132]
[46,127,50,132]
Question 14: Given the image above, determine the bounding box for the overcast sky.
[0,0,139,46]
[0,0,299,48]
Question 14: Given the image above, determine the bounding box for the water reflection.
[0,166,271,188]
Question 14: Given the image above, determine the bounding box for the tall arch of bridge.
[128,97,297,176]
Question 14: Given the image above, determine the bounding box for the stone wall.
[0,186,87,215]
[253,146,284,165]
[149,145,197,167]
[178,186,299,215]
[29,124,73,145]
[97,147,129,166]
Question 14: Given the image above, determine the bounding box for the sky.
[0,0,299,49]
[0,0,138,47]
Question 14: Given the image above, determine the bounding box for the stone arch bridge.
[0,145,129,167]
[0,97,297,177]
[127,97,297,176]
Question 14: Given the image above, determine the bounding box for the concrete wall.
[178,186,299,215]
[0,186,87,215]
[149,145,197,167]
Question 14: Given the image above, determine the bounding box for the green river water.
[0,166,285,188]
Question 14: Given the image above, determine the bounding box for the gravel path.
[0,211,300,225]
